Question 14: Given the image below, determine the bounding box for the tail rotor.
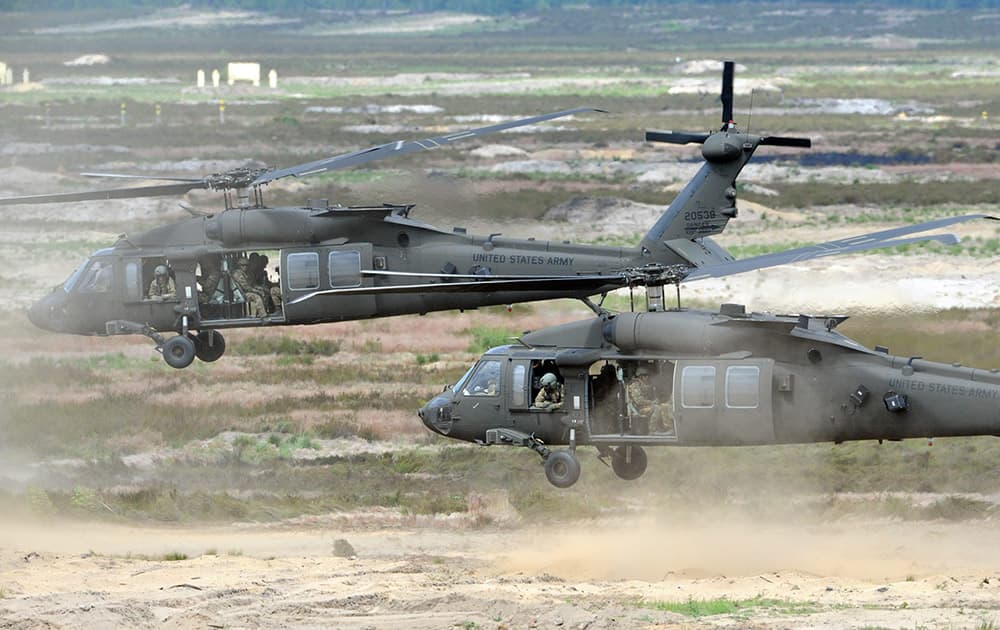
[645,60,811,151]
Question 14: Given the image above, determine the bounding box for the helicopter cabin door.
[281,244,376,322]
[672,359,775,445]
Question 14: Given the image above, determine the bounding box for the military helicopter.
[418,266,1000,488]
[2,62,984,368]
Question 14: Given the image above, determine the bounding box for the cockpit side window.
[78,260,113,293]
[124,261,141,302]
[463,360,501,397]
[511,363,527,407]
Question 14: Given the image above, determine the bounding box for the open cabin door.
[673,358,775,445]
[282,243,376,322]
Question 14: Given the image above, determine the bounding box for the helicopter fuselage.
[28,204,650,340]
[419,307,1000,486]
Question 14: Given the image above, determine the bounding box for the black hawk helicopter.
[2,62,986,368]
[418,266,1000,488]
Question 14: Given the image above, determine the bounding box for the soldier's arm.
[533,390,550,409]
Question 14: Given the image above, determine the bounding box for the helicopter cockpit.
[29,249,117,334]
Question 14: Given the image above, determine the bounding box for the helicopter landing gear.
[191,330,226,362]
[484,427,582,488]
[544,450,581,488]
[610,444,647,481]
[161,334,196,369]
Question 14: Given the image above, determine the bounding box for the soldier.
[231,257,265,317]
[534,372,563,410]
[248,252,263,285]
[147,264,176,301]
[259,254,282,313]
[197,255,222,304]
[627,366,673,434]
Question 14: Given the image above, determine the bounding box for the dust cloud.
[495,512,1000,582]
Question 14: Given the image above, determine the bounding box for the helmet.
[540,373,558,388]
[154,264,168,277]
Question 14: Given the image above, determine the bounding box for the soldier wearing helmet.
[627,364,673,435]
[147,264,176,301]
[534,372,564,411]
[231,256,265,317]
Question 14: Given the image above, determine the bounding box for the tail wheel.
[544,450,581,488]
[162,334,196,369]
[193,330,226,362]
[611,445,647,481]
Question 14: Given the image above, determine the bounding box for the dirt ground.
[2,511,1000,629]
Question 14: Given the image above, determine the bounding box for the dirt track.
[2,511,1000,629]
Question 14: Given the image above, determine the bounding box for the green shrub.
[232,336,340,356]
[465,326,514,352]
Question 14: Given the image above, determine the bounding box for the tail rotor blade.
[645,130,710,145]
[721,60,735,126]
[759,136,812,148]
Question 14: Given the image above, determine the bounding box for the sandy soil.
[2,512,999,629]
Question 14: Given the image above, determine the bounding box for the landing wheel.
[611,445,647,481]
[192,330,226,362]
[162,335,196,369]
[543,450,581,488]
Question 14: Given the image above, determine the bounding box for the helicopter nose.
[419,393,453,436]
[27,292,62,332]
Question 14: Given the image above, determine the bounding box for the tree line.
[3,0,999,14]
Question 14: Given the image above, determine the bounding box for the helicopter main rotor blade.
[81,172,205,183]
[0,180,210,205]
[287,273,626,305]
[360,269,615,281]
[684,214,996,282]
[252,107,602,187]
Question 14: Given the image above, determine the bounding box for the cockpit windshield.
[63,248,114,293]
[451,364,476,394]
[62,260,89,293]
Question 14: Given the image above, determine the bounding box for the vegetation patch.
[465,326,516,352]
[231,335,341,356]
[639,596,817,618]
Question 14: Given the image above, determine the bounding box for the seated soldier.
[534,372,563,411]
[231,257,265,317]
[259,254,282,313]
[197,255,223,304]
[148,264,176,301]
[627,366,674,435]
